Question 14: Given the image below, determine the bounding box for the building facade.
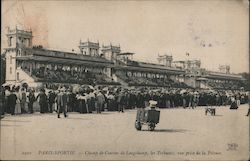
[3,27,245,90]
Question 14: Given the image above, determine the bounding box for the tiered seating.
[207,80,242,90]
[28,68,120,85]
[115,72,155,86]
[115,72,190,88]
[95,73,120,85]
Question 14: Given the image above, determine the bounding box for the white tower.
[5,27,33,84]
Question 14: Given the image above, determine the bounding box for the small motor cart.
[135,101,160,131]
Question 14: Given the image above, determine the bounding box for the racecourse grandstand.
[2,27,246,90]
[11,47,119,86]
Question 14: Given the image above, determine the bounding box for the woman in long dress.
[230,95,238,110]
[36,89,48,113]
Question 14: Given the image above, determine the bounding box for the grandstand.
[3,27,246,90]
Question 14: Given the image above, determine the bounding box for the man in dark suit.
[28,89,36,113]
[9,90,17,115]
[136,92,144,109]
[36,89,47,113]
[48,91,56,113]
[57,88,68,118]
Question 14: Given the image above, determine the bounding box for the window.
[28,39,31,46]
[10,67,12,74]
[17,72,19,80]
[9,37,13,46]
[17,49,21,56]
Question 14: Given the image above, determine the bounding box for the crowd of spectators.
[115,72,189,88]
[24,67,120,85]
[207,80,245,90]
[0,83,248,117]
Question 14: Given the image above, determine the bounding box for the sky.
[2,0,249,74]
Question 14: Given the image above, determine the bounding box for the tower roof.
[7,27,32,38]
[79,41,100,49]
[101,44,121,53]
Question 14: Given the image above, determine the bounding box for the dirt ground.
[1,104,249,160]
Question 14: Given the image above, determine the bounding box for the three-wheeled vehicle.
[135,101,160,131]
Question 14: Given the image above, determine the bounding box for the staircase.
[16,68,36,83]
[113,73,128,86]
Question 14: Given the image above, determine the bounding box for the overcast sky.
[2,0,249,73]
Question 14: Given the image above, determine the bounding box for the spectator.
[28,89,36,113]
[117,90,125,112]
[20,88,27,114]
[57,88,68,118]
[9,90,17,115]
[36,88,48,113]
[96,90,105,113]
[48,91,56,113]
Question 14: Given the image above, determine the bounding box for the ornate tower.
[78,40,100,56]
[5,27,33,84]
[219,65,230,74]
[157,54,173,67]
[6,26,33,48]
[101,43,121,62]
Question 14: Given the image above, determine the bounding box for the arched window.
[17,72,19,80]
[9,36,13,46]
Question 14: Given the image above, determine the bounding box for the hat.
[149,100,157,107]
[60,87,66,92]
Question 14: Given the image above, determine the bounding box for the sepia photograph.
[1,0,249,160]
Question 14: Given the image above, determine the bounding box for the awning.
[196,77,208,81]
[17,55,113,67]
[114,65,185,75]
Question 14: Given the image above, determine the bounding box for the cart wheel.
[135,121,142,131]
[148,123,155,131]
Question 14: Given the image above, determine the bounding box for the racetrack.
[1,104,249,160]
